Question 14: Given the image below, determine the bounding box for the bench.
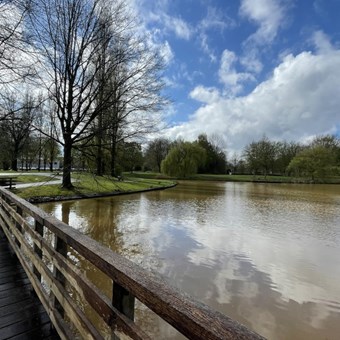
[0,176,17,189]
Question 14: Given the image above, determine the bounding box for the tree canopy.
[288,145,339,180]
[161,141,206,178]
[196,134,226,174]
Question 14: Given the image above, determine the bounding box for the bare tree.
[144,138,171,172]
[0,92,37,170]
[90,33,167,177]
[0,0,34,86]
[28,0,131,187]
[28,0,167,186]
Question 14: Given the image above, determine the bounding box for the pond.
[40,181,340,339]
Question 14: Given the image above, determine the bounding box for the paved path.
[0,172,63,189]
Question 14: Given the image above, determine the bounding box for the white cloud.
[218,50,255,94]
[199,6,234,32]
[238,0,289,75]
[164,48,340,153]
[147,11,192,40]
[312,30,334,54]
[160,40,174,64]
[197,6,235,63]
[189,85,220,104]
[199,32,217,63]
[127,0,192,40]
[167,16,192,40]
[240,0,287,46]
[240,51,263,74]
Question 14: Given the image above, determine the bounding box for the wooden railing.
[0,175,17,189]
[0,187,264,340]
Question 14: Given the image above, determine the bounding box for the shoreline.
[26,182,178,204]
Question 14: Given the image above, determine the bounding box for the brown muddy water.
[40,181,340,339]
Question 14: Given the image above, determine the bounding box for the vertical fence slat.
[53,235,67,317]
[112,282,135,321]
[15,205,23,248]
[33,220,44,281]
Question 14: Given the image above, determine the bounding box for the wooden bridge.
[0,186,264,340]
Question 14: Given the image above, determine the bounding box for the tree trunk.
[96,113,103,176]
[110,141,116,177]
[38,134,42,172]
[12,146,19,171]
[62,137,73,188]
[11,158,18,171]
[50,143,55,172]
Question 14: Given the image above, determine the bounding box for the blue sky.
[133,0,340,154]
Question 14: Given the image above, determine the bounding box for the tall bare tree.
[28,0,124,187]
[0,0,34,86]
[108,43,167,177]
[28,0,167,187]
[0,92,37,170]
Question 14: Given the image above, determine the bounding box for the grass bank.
[129,172,340,184]
[14,172,176,202]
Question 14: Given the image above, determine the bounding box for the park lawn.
[15,172,175,200]
[16,175,56,183]
[0,171,57,183]
[128,172,293,182]
[129,171,340,184]
[125,171,172,180]
[192,174,292,182]
[192,174,340,183]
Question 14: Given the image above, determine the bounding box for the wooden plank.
[0,278,31,292]
[44,215,263,340]
[33,220,44,281]
[2,211,103,340]
[8,322,59,340]
[26,224,149,339]
[0,287,34,307]
[0,310,51,339]
[44,244,149,340]
[0,264,25,274]
[112,282,135,321]
[52,235,67,317]
[0,298,41,318]
[0,270,27,285]
[0,229,58,340]
[2,199,147,338]
[0,218,73,340]
[0,303,46,328]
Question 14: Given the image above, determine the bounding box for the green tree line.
[143,134,340,180]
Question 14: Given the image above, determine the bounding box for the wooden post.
[112,283,135,339]
[112,282,135,320]
[53,235,67,317]
[15,206,23,248]
[33,220,44,281]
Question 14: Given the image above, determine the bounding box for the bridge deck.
[0,230,59,340]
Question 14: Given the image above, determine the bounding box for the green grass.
[192,174,292,182]
[125,171,172,180]
[0,171,59,184]
[128,171,340,184]
[15,172,176,200]
[16,175,56,183]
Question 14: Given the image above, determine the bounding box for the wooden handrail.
[0,175,17,189]
[0,187,265,340]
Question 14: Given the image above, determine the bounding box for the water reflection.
[40,182,340,339]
